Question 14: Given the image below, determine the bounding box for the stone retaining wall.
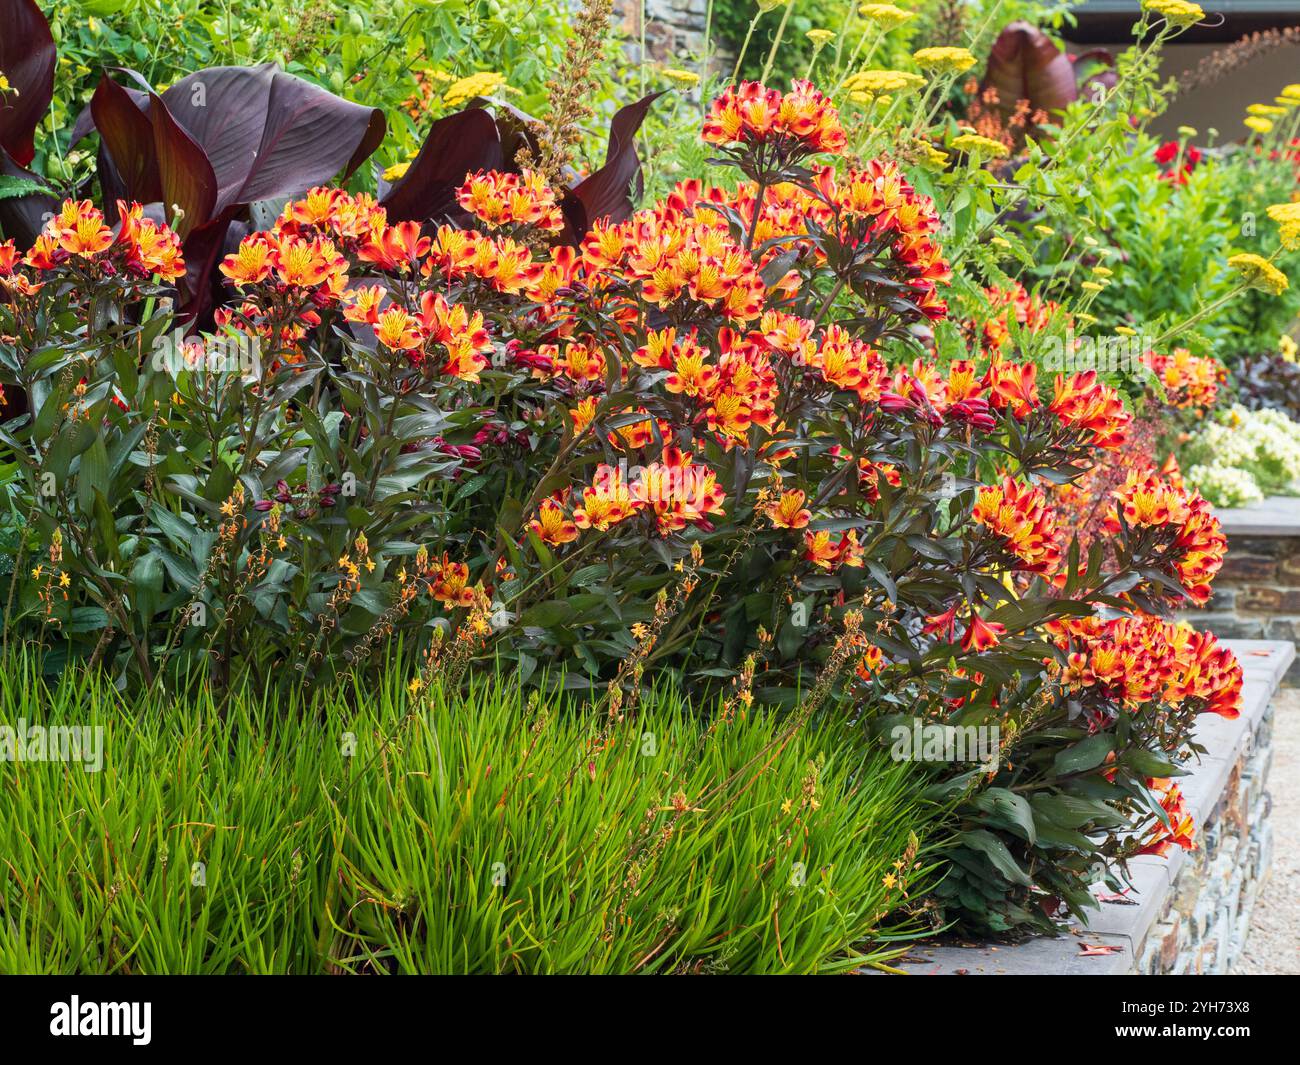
[1185,496,1300,686]
[613,0,730,68]
[878,639,1293,975]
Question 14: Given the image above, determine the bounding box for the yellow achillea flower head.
[1244,116,1273,135]
[950,132,1009,157]
[662,68,700,86]
[382,159,412,182]
[444,72,506,108]
[1141,0,1205,27]
[1267,203,1300,249]
[1228,253,1289,295]
[912,46,978,74]
[916,140,949,169]
[1081,281,1105,293]
[1247,103,1287,116]
[805,29,836,48]
[842,70,926,95]
[858,3,914,29]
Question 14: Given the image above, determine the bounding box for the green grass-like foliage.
[0,649,939,973]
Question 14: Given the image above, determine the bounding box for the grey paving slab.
[1214,496,1300,537]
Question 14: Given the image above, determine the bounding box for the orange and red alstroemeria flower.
[1049,370,1132,449]
[573,465,640,532]
[1136,782,1196,857]
[961,612,1006,652]
[528,497,580,546]
[802,529,864,570]
[357,221,431,272]
[766,489,812,530]
[427,554,476,607]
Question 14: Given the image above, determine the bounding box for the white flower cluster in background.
[1183,404,1300,507]
[1183,463,1264,507]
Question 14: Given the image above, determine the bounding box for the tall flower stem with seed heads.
[537,0,613,189]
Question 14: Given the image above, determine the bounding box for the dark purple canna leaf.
[561,91,665,240]
[0,0,57,247]
[157,64,385,213]
[0,0,56,167]
[384,93,663,243]
[380,108,503,224]
[980,22,1078,119]
[0,150,56,248]
[85,64,385,318]
[90,76,164,206]
[147,92,219,240]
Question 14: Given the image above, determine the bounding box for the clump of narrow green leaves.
[0,648,941,974]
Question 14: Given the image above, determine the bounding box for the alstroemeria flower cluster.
[456,168,565,233]
[1,199,185,299]
[1143,346,1222,411]
[702,79,846,159]
[813,160,952,320]
[568,452,726,538]
[977,283,1064,354]
[972,477,1062,575]
[1049,614,1242,720]
[1104,472,1227,604]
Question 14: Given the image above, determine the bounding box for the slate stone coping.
[874,638,1295,976]
[1213,495,1300,537]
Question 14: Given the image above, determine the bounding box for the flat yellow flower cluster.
[842,69,925,96]
[911,46,977,74]
[443,72,506,108]
[1141,0,1205,27]
[1268,202,1300,250]
[951,132,1009,158]
[858,3,914,29]
[1227,253,1289,296]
